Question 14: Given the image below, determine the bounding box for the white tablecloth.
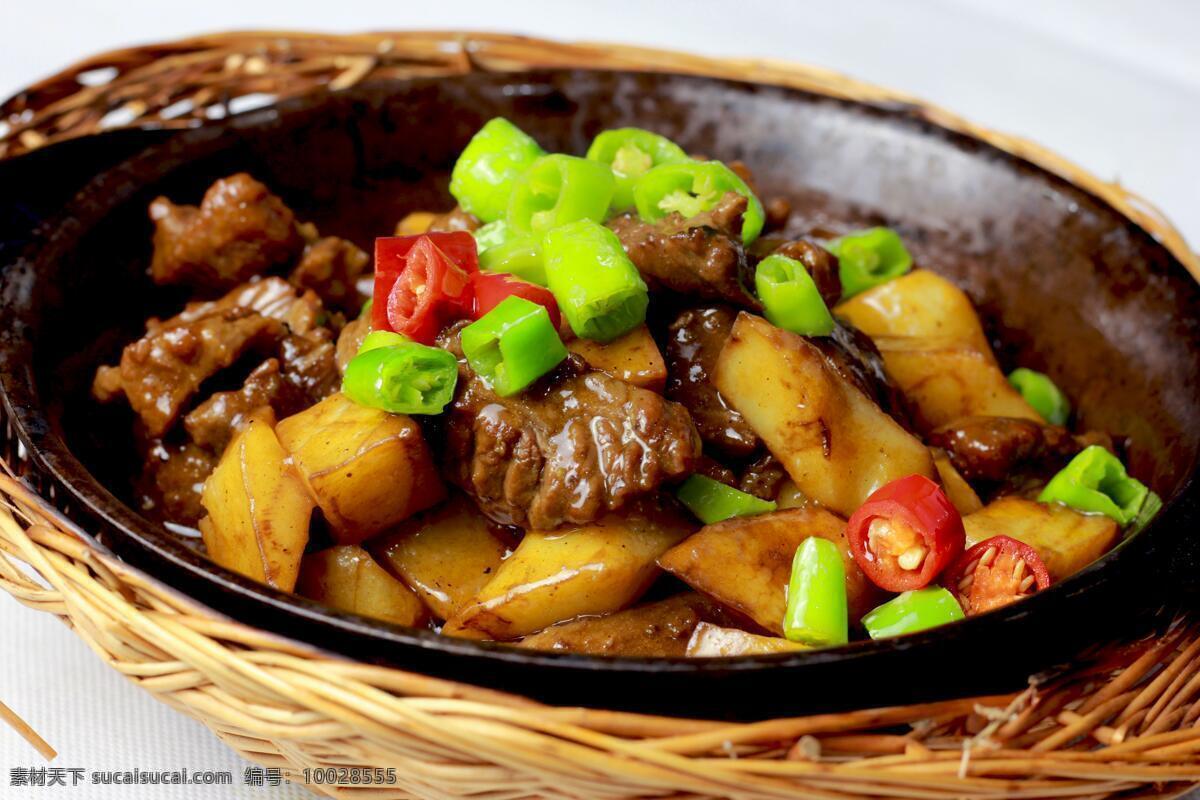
[2,2,1198,797]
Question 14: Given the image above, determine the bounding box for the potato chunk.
[963,497,1119,581]
[200,414,314,591]
[715,312,935,517]
[517,593,733,657]
[395,211,437,235]
[566,324,667,391]
[835,270,1041,431]
[659,507,883,634]
[275,393,445,544]
[932,448,983,515]
[373,495,509,621]
[775,480,809,509]
[297,545,429,627]
[686,623,808,657]
[443,504,693,640]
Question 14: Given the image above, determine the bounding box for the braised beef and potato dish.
[94,119,1161,656]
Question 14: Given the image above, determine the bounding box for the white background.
[1,2,1198,798]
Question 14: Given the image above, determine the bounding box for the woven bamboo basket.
[2,31,1199,800]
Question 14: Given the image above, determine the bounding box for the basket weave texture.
[1,31,1199,799]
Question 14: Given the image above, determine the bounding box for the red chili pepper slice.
[846,474,965,592]
[944,535,1051,615]
[471,271,562,330]
[373,232,478,343]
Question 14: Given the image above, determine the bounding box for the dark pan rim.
[2,68,1197,679]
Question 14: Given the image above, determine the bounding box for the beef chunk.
[93,308,286,437]
[149,173,303,292]
[764,197,792,233]
[92,364,124,403]
[664,305,761,458]
[174,276,324,336]
[93,276,340,529]
[738,452,787,501]
[928,416,1110,483]
[813,319,910,426]
[335,314,370,373]
[183,359,305,452]
[289,236,370,313]
[444,353,701,530]
[693,455,738,487]
[174,277,339,402]
[608,193,758,308]
[278,334,340,403]
[137,440,219,524]
[94,277,337,439]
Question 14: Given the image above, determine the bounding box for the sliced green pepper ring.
[357,329,409,354]
[472,219,512,253]
[827,227,913,299]
[341,341,459,416]
[506,154,615,235]
[755,253,836,336]
[784,537,849,647]
[479,235,547,286]
[862,587,964,639]
[1038,445,1149,525]
[633,160,765,245]
[449,118,545,223]
[460,295,568,396]
[542,220,649,343]
[586,128,691,210]
[1008,367,1070,426]
[676,475,777,524]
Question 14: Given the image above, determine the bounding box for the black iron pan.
[2,71,1197,719]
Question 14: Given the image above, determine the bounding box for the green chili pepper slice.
[755,253,836,336]
[542,220,649,342]
[460,295,567,396]
[506,154,615,235]
[472,219,511,252]
[479,235,547,286]
[449,118,545,223]
[784,537,849,647]
[472,218,547,286]
[676,475,777,525]
[862,587,964,639]
[827,227,913,299]
[1008,367,1070,426]
[586,128,691,211]
[633,160,765,245]
[358,330,408,354]
[1038,445,1149,525]
[342,341,458,415]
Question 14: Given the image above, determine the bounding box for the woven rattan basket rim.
[2,30,1197,279]
[1,31,1198,799]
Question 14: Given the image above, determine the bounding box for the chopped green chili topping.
[342,340,458,415]
[1008,367,1070,426]
[827,227,912,299]
[862,587,964,639]
[460,295,567,396]
[784,537,849,647]
[542,220,648,342]
[1038,446,1149,525]
[676,475,777,525]
[756,254,835,336]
